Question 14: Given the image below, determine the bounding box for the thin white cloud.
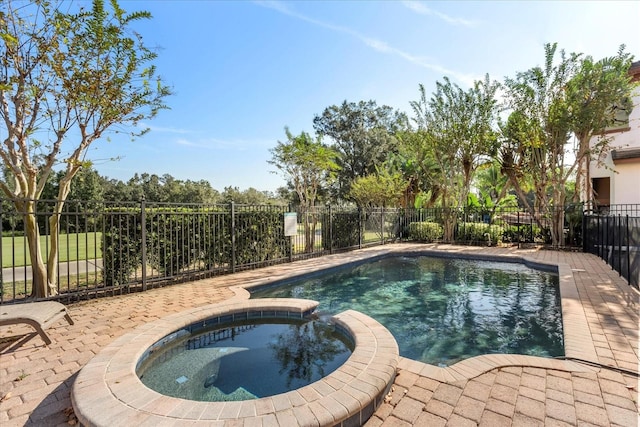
[401,1,479,28]
[256,1,479,87]
[176,138,201,147]
[176,137,272,151]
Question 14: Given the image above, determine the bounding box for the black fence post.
[140,197,147,292]
[0,201,3,302]
[358,207,362,249]
[626,215,631,285]
[617,216,623,276]
[231,202,236,273]
[597,215,602,259]
[381,207,384,245]
[582,213,587,253]
[328,204,333,254]
[605,216,610,265]
[516,211,521,248]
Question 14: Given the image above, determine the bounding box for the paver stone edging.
[72,298,399,426]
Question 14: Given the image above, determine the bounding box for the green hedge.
[322,211,361,250]
[102,207,290,287]
[502,224,545,244]
[456,222,505,246]
[408,222,444,242]
[102,211,141,287]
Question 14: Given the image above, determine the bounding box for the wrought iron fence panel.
[584,214,639,289]
[3,198,639,302]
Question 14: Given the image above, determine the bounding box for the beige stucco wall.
[588,84,640,205]
[609,162,640,205]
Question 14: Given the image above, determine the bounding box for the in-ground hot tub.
[136,315,354,402]
[72,298,399,426]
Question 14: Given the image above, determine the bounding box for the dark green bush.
[322,211,361,250]
[232,210,290,266]
[102,211,141,287]
[102,206,290,285]
[502,224,545,244]
[456,222,504,245]
[408,222,444,242]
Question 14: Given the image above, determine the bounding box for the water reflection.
[269,321,348,387]
[139,319,352,401]
[252,256,563,366]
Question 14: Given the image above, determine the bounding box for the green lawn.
[2,232,102,268]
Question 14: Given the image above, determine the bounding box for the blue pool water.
[251,255,564,366]
[137,319,353,401]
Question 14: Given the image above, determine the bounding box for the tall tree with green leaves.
[502,43,581,246]
[409,76,499,241]
[395,129,443,209]
[566,47,635,204]
[473,161,516,210]
[312,100,407,200]
[502,43,634,246]
[0,0,170,297]
[348,166,407,208]
[269,127,339,252]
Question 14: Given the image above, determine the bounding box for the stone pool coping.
[71,245,606,426]
[72,298,399,426]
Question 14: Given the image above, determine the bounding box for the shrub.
[102,210,141,287]
[408,222,444,242]
[322,211,361,250]
[502,224,545,244]
[456,222,504,246]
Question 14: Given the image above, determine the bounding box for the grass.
[2,232,102,268]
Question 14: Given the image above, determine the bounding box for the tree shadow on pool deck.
[25,371,78,426]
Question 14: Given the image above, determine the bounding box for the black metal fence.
[583,213,640,289]
[1,198,630,303]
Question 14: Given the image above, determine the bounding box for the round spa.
[72,298,399,426]
[136,317,354,402]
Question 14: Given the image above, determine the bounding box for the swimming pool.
[251,255,564,366]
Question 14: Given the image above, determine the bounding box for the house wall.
[611,161,640,204]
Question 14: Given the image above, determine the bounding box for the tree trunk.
[46,210,61,296]
[551,189,566,248]
[22,202,53,298]
[442,207,456,243]
[302,206,316,253]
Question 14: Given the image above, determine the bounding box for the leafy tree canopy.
[312,100,408,200]
[0,0,171,297]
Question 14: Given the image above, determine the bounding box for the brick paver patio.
[1,244,638,426]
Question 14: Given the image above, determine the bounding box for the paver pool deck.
[0,243,638,426]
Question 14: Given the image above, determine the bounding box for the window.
[592,177,611,206]
[605,97,632,132]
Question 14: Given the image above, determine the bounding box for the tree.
[313,100,407,200]
[502,43,580,246]
[0,0,170,297]
[269,127,339,252]
[501,43,635,246]
[566,47,635,204]
[412,76,499,208]
[41,166,105,202]
[473,161,516,208]
[395,130,443,209]
[220,186,271,205]
[408,76,499,241]
[179,179,220,204]
[348,166,407,208]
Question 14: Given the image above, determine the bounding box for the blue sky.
[90,1,640,192]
